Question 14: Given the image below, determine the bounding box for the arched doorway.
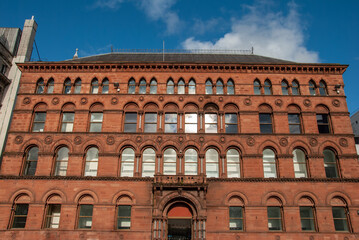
[167,203,192,240]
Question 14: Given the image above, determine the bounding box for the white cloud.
[191,18,221,35]
[92,0,124,9]
[182,2,319,63]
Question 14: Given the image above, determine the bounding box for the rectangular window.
[316,114,330,133]
[144,113,157,133]
[229,206,243,231]
[185,113,197,133]
[300,206,315,231]
[332,207,349,232]
[78,205,93,229]
[11,204,29,228]
[124,113,137,132]
[45,204,61,229]
[32,112,46,132]
[288,114,301,134]
[205,113,217,133]
[89,113,103,132]
[259,113,272,134]
[165,113,177,133]
[267,207,282,231]
[225,113,238,133]
[117,205,131,229]
[61,112,74,132]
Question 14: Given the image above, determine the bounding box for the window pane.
[205,81,212,94]
[332,207,349,231]
[188,80,196,94]
[125,113,137,122]
[289,125,301,134]
[46,204,61,229]
[268,206,281,218]
[32,123,45,132]
[225,124,238,133]
[205,114,217,123]
[89,123,102,132]
[230,206,242,218]
[185,149,197,175]
[118,205,131,217]
[259,114,271,123]
[268,207,282,231]
[185,113,197,133]
[12,204,28,228]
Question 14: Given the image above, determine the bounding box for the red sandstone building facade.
[0,52,358,239]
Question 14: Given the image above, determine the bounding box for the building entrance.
[167,219,192,240]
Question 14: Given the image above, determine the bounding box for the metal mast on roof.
[162,41,165,61]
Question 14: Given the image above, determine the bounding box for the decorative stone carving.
[309,138,318,147]
[74,136,82,145]
[279,138,288,147]
[179,96,184,102]
[220,137,225,143]
[179,136,184,143]
[303,99,311,107]
[339,138,348,147]
[136,136,142,143]
[111,97,119,105]
[14,136,23,144]
[219,97,223,102]
[80,97,88,105]
[275,99,283,107]
[23,97,31,105]
[139,96,144,102]
[157,136,162,143]
[332,99,340,107]
[246,137,255,146]
[51,97,60,105]
[198,97,204,102]
[106,136,115,145]
[244,98,252,106]
[199,137,204,143]
[44,136,53,145]
[158,96,164,101]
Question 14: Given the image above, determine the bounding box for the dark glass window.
[45,204,61,229]
[24,147,39,176]
[144,113,157,133]
[259,113,272,133]
[91,79,99,94]
[225,113,238,133]
[128,79,136,94]
[309,81,316,95]
[288,114,301,134]
[316,114,330,133]
[332,207,349,231]
[264,80,272,95]
[124,113,137,132]
[36,79,45,94]
[32,112,46,132]
[300,207,315,231]
[47,79,54,94]
[205,80,213,94]
[11,204,29,228]
[63,79,71,94]
[229,206,243,230]
[117,206,131,229]
[78,205,93,229]
[267,207,282,231]
[281,81,289,95]
[165,113,177,133]
[319,81,327,96]
[89,113,103,132]
[102,79,109,94]
[323,149,339,178]
[292,80,300,95]
[139,79,146,94]
[254,80,261,95]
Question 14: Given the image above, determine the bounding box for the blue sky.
[1,0,359,114]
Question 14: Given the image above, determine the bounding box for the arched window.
[163,148,176,175]
[206,149,219,178]
[225,113,238,133]
[128,79,136,94]
[89,104,103,132]
[139,79,146,94]
[184,103,198,133]
[36,78,45,94]
[167,79,174,94]
[32,103,47,132]
[74,78,82,93]
[319,80,327,96]
[77,195,94,229]
[54,146,69,176]
[102,78,109,94]
[44,195,62,229]
[150,79,157,94]
[121,148,135,177]
[91,78,99,94]
[23,146,39,176]
[264,79,272,95]
[288,105,302,134]
[330,197,350,232]
[142,148,156,177]
[267,197,284,231]
[227,149,240,178]
[216,79,224,94]
[46,78,54,94]
[298,197,317,231]
[259,104,273,134]
[205,79,213,94]
[253,79,261,95]
[323,149,339,178]
[309,80,317,95]
[292,80,300,95]
[60,103,75,132]
[204,104,218,133]
[227,79,234,95]
[63,78,71,94]
[184,148,197,175]
[10,194,30,228]
[116,196,132,229]
[293,149,308,178]
[84,147,98,176]
[316,105,331,134]
[188,79,196,94]
[165,112,177,133]
[281,80,289,95]
[263,149,277,178]
[178,79,185,94]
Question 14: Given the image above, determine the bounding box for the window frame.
[32,112,46,132]
[291,80,300,95]
[288,113,302,134]
[205,113,218,133]
[185,113,198,133]
[178,79,185,94]
[61,112,75,132]
[117,205,132,230]
[53,146,69,176]
[227,79,234,95]
[267,206,283,231]
[229,206,244,231]
[259,113,273,134]
[225,113,238,133]
[120,148,135,177]
[205,79,213,94]
[128,79,136,94]
[139,79,147,94]
[188,79,196,94]
[89,112,103,132]
[263,149,277,178]
[102,78,109,94]
[23,146,39,176]
[299,206,317,232]
[205,148,219,178]
[44,204,61,229]
[91,79,99,94]
[253,79,261,95]
[74,78,82,94]
[46,79,54,94]
[319,80,328,96]
[292,149,308,178]
[36,78,45,94]
[263,79,272,95]
[124,112,137,133]
[84,147,99,177]
[163,148,177,175]
[227,149,241,178]
[281,80,289,95]
[63,79,72,94]
[167,79,175,94]
[216,79,224,94]
[142,148,156,177]
[309,80,317,96]
[77,204,93,229]
[164,112,178,133]
[150,79,157,94]
[316,113,331,134]
[323,149,339,178]
[11,204,29,229]
[144,112,157,133]
[332,206,350,232]
[184,148,198,175]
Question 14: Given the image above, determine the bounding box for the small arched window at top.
[264,79,272,95]
[74,78,82,94]
[281,80,289,95]
[178,79,185,94]
[47,78,54,94]
[36,78,45,94]
[150,79,157,94]
[102,78,109,94]
[167,79,174,94]
[63,78,71,94]
[309,80,317,96]
[139,79,146,94]
[91,78,99,94]
[128,79,136,94]
[188,79,196,94]
[253,80,261,95]
[227,79,234,95]
[291,80,300,95]
[205,79,213,94]
[319,80,328,96]
[216,79,224,94]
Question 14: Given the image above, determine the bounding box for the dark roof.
[62,52,296,64]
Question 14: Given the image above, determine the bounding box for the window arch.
[293,149,308,178]
[184,148,198,175]
[227,149,240,178]
[323,149,339,178]
[178,78,185,94]
[121,148,135,177]
[89,103,103,132]
[216,79,224,94]
[264,79,272,95]
[84,147,98,176]
[205,79,213,94]
[32,103,47,132]
[128,79,136,94]
[281,80,289,95]
[263,149,277,178]
[54,146,69,176]
[63,78,71,94]
[91,78,99,94]
[227,79,234,95]
[150,78,157,94]
[167,79,174,94]
[60,103,75,132]
[163,148,176,175]
[206,148,219,178]
[188,79,196,94]
[74,78,82,93]
[253,79,261,95]
[309,80,317,95]
[139,78,146,94]
[319,80,327,96]
[23,146,39,176]
[36,78,45,94]
[46,78,54,94]
[102,78,109,94]
[292,80,300,95]
[142,148,156,177]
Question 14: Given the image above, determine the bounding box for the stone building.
[0,51,358,240]
[350,110,359,155]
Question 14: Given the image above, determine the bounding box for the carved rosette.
[179,136,184,143]
[136,136,142,143]
[157,136,162,143]
[219,97,223,102]
[220,137,225,143]
[275,99,283,107]
[158,96,164,101]
[80,97,88,105]
[303,99,311,107]
[23,97,31,105]
[279,138,288,147]
[74,136,82,145]
[199,137,204,143]
[246,137,255,146]
[111,97,119,105]
[179,96,184,102]
[139,96,144,102]
[14,136,23,144]
[339,138,348,147]
[198,97,204,102]
[244,98,252,106]
[106,136,115,145]
[309,138,318,147]
[51,97,60,105]
[332,99,340,107]
[44,136,53,145]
